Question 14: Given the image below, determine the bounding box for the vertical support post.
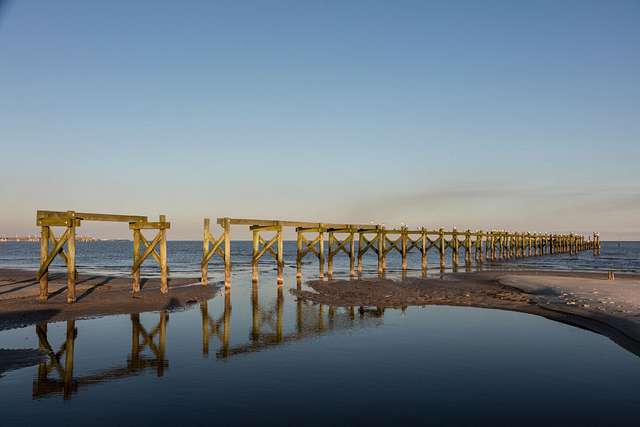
[451,228,459,270]
[201,218,209,286]
[296,230,303,278]
[377,226,386,275]
[439,228,446,272]
[39,226,50,302]
[159,215,168,294]
[357,231,364,274]
[252,228,260,282]
[327,231,335,278]
[349,230,356,277]
[464,229,471,268]
[318,228,324,279]
[421,228,427,275]
[133,228,141,293]
[277,224,284,284]
[66,212,76,304]
[223,217,231,287]
[401,226,408,271]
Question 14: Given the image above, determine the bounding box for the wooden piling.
[66,212,76,304]
[378,226,386,275]
[201,218,210,286]
[401,226,408,271]
[39,226,49,302]
[439,228,446,272]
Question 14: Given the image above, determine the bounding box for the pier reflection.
[31,285,385,399]
[212,282,383,359]
[33,312,169,400]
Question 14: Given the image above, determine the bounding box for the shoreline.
[291,270,640,357]
[0,268,217,331]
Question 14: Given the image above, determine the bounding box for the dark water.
[1,241,640,425]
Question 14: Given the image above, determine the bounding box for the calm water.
[1,241,640,425]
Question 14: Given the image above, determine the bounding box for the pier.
[36,210,169,303]
[201,217,600,286]
[34,210,599,303]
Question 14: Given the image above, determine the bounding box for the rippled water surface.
[1,241,639,425]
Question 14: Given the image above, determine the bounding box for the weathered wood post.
[377,226,386,275]
[159,215,168,294]
[66,211,77,304]
[277,223,284,284]
[201,218,210,286]
[439,228,446,271]
[476,231,483,263]
[133,227,141,293]
[39,225,50,302]
[357,231,365,274]
[491,232,497,261]
[421,227,427,274]
[451,228,459,269]
[349,228,356,277]
[401,226,408,271]
[464,229,471,268]
[296,229,303,278]
[252,228,260,282]
[318,227,325,279]
[327,230,335,278]
[223,217,231,287]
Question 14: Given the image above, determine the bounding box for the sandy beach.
[0,268,216,331]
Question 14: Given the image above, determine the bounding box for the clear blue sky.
[1,0,638,239]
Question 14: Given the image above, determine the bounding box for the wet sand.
[292,270,640,356]
[0,268,216,331]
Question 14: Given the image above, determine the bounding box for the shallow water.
[1,242,640,425]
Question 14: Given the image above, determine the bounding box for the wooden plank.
[37,210,147,223]
[218,217,377,230]
[129,221,171,230]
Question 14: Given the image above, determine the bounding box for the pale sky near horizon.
[1,0,639,240]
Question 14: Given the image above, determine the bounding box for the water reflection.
[217,283,383,359]
[33,312,169,400]
[31,286,384,399]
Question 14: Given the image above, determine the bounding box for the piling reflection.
[33,312,169,400]
[215,283,383,359]
[201,290,231,357]
[32,285,386,399]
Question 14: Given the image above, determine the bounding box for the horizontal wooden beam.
[37,210,147,223]
[129,221,171,230]
[219,217,377,230]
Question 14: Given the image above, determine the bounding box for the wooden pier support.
[36,210,169,303]
[251,224,284,284]
[201,217,231,287]
[296,225,325,279]
[327,227,356,278]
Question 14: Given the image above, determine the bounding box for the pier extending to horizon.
[201,217,601,286]
[33,210,600,303]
